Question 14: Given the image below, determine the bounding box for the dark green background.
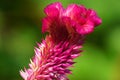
[0,0,120,80]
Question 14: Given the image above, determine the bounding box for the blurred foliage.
[0,0,120,80]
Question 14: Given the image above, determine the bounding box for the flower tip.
[44,2,62,17]
[97,17,102,26]
[89,9,102,26]
[20,70,27,80]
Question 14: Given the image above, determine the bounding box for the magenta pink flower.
[42,2,101,37]
[20,2,101,80]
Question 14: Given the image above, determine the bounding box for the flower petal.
[76,20,94,34]
[64,4,81,18]
[44,2,63,17]
[42,17,52,33]
[87,9,102,26]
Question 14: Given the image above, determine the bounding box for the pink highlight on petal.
[87,9,102,26]
[44,2,63,17]
[76,20,94,34]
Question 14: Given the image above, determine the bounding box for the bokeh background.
[0,0,120,80]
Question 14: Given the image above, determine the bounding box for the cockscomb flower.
[20,2,101,80]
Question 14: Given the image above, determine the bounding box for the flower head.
[42,2,101,43]
[20,2,101,80]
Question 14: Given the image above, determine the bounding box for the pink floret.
[42,2,101,35]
